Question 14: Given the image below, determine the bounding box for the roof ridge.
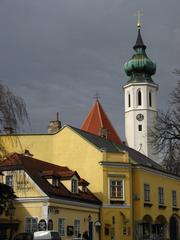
[96,100,103,128]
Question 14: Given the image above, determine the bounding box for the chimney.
[24,149,33,157]
[48,112,61,134]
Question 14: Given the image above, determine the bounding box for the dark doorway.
[169,216,178,240]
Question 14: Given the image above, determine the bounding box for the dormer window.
[71,179,78,193]
[52,178,59,187]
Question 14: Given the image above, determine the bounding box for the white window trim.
[158,187,164,205]
[108,177,125,201]
[172,190,177,207]
[71,177,78,194]
[74,219,80,237]
[25,217,38,233]
[144,183,150,202]
[58,218,65,236]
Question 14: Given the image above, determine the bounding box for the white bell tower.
[123,19,158,161]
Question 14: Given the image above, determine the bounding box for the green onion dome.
[124,29,156,83]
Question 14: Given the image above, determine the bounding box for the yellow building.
[0,153,101,240]
[1,120,180,240]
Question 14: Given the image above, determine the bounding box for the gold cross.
[94,92,101,101]
[135,10,143,29]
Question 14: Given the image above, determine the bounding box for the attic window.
[52,178,59,187]
[82,185,87,192]
[71,179,78,193]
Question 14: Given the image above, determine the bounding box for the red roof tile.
[0,153,101,205]
[81,100,122,144]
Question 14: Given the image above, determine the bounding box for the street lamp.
[8,199,15,240]
[88,215,93,240]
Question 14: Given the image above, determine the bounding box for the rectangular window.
[74,219,80,237]
[158,187,164,205]
[71,179,78,193]
[25,217,38,233]
[172,190,177,207]
[6,175,13,187]
[110,179,124,199]
[138,125,142,131]
[58,218,65,236]
[144,184,150,202]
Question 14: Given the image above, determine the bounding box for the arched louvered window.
[149,91,152,107]
[128,93,131,107]
[137,90,142,106]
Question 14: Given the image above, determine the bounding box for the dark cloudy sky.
[0,0,179,139]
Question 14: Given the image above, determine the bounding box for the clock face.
[136,113,144,121]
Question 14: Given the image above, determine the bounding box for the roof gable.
[0,153,101,205]
[81,100,122,145]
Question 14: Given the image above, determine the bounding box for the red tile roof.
[81,100,122,144]
[0,153,101,205]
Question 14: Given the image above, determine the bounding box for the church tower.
[123,20,158,160]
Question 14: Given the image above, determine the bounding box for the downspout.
[129,157,134,240]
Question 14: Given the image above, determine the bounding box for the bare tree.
[0,182,15,215]
[0,83,29,156]
[0,84,28,131]
[151,70,180,175]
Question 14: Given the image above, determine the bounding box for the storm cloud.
[0,0,179,139]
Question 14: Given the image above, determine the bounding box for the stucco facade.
[1,126,180,240]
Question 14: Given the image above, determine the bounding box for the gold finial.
[94,92,101,101]
[135,10,143,29]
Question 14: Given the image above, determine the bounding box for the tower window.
[138,125,142,131]
[137,90,142,106]
[149,91,152,107]
[128,93,131,107]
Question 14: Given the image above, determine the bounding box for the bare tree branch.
[150,71,180,175]
[0,83,29,156]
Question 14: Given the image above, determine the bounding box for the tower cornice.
[123,82,159,90]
